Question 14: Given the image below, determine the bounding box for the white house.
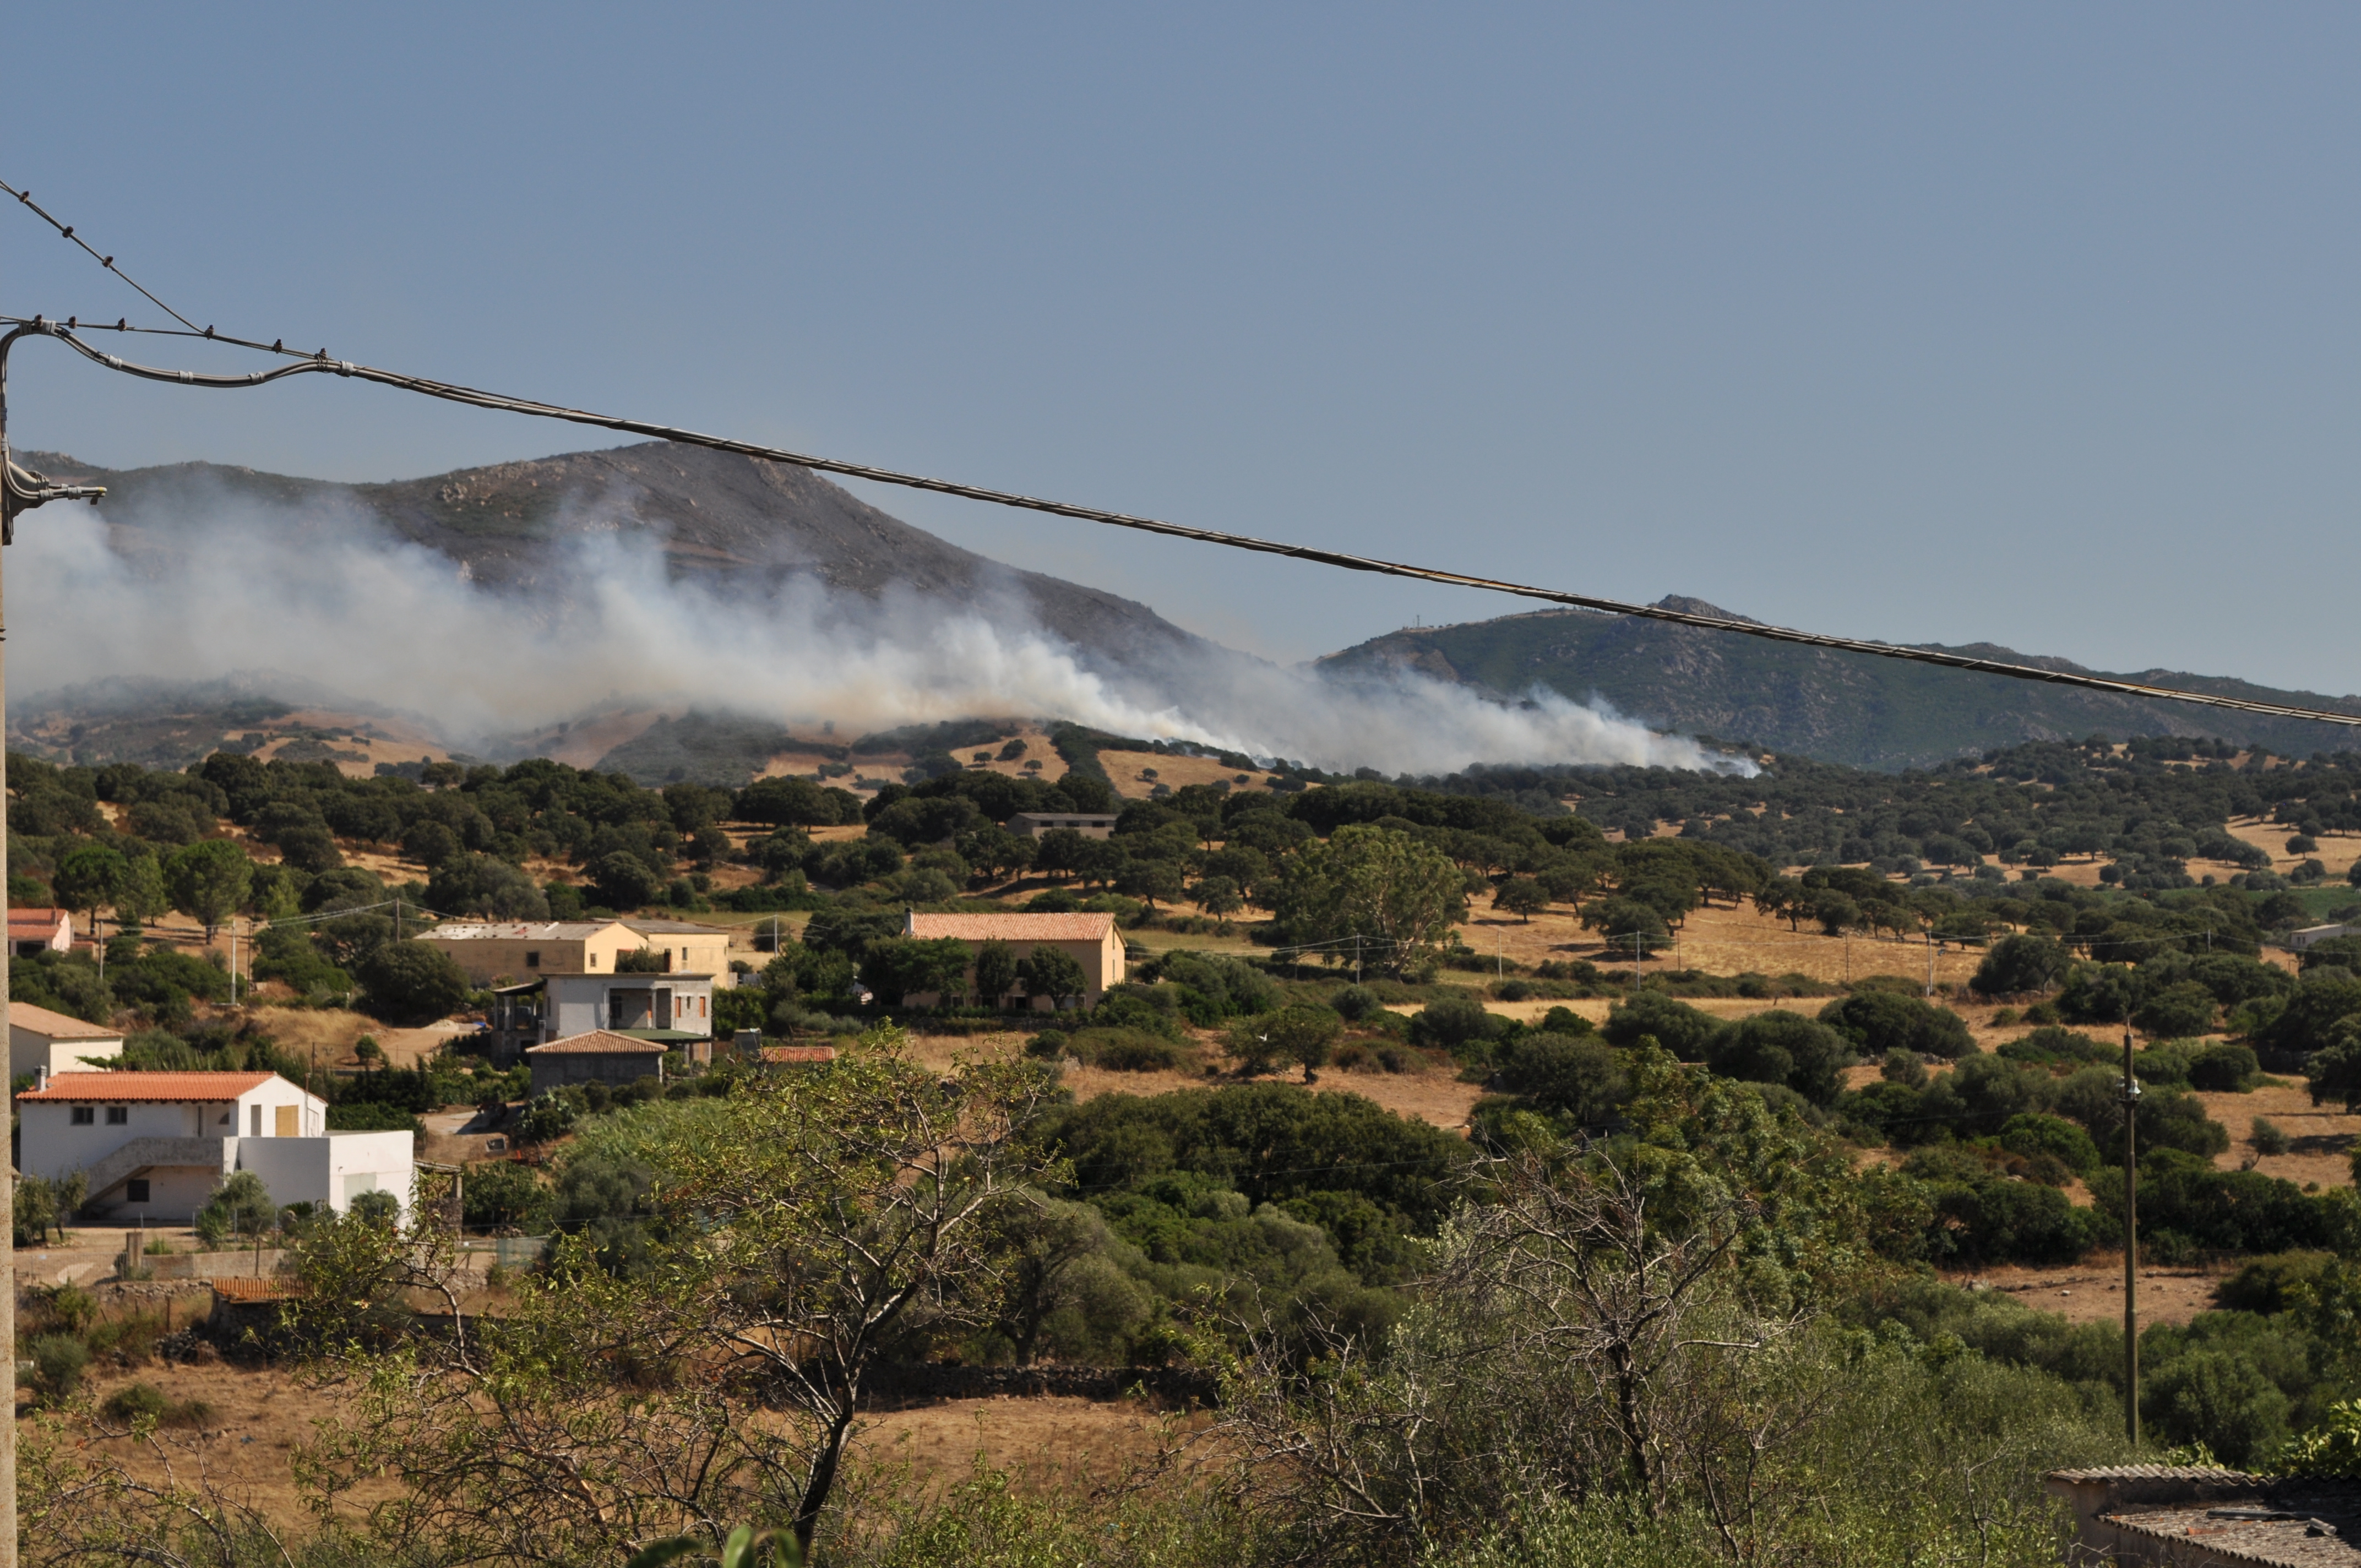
[10,1001,124,1080]
[8,908,73,957]
[2290,923,2359,952]
[16,1070,412,1223]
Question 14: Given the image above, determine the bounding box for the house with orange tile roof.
[524,1030,672,1094]
[7,907,72,957]
[17,1070,411,1223]
[901,910,1125,1009]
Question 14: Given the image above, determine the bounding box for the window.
[105,1106,128,1125]
[525,950,541,968]
[126,1179,150,1204]
[69,1106,93,1125]
[250,1104,263,1137]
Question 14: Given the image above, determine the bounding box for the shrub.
[2188,1042,2260,1093]
[100,1381,213,1429]
[1819,991,1976,1060]
[1489,1033,1629,1123]
[1999,1112,2101,1177]
[2135,981,2219,1040]
[1599,990,1719,1059]
[1704,1011,1854,1105]
[1881,1048,1928,1088]
[356,939,472,1026]
[1972,934,2071,996]
[514,1092,578,1144]
[1071,1027,1194,1073]
[2250,1117,2293,1157]
[1330,984,1382,1021]
[1406,994,1499,1057]
[2215,1250,2333,1314]
[29,1335,88,1403]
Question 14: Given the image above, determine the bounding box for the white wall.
[9,1030,124,1081]
[236,1131,414,1218]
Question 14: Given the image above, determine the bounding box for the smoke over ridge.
[12,480,1748,777]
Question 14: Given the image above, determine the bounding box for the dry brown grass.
[1098,750,1281,801]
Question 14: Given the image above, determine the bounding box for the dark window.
[126,1179,150,1204]
[105,1106,129,1125]
[69,1106,93,1126]
[525,951,541,968]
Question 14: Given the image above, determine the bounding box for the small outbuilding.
[525,1030,672,1094]
[10,1001,125,1080]
[1005,813,1119,840]
[8,907,73,957]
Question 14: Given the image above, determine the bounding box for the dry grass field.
[1098,749,1281,801]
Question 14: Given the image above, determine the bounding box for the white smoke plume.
[9,483,1748,778]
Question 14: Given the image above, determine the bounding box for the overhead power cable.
[3,187,2358,734]
[0,179,199,333]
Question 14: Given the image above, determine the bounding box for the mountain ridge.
[1315,598,2361,769]
[19,441,1211,672]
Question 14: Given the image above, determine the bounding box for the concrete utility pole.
[2123,1006,2142,1445]
[0,321,108,1567]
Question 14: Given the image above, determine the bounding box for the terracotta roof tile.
[21,1071,279,1102]
[7,908,69,934]
[906,912,1117,943]
[526,1030,672,1056]
[9,1002,123,1041]
[758,1045,839,1064]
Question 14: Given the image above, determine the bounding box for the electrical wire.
[0,179,199,333]
[2,189,2358,734]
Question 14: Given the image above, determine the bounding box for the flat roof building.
[1005,813,1119,840]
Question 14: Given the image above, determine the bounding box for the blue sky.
[6,5,2359,689]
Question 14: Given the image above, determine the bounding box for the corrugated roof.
[906,912,1117,943]
[420,921,627,941]
[21,1071,281,1102]
[624,919,734,936]
[526,1030,672,1056]
[9,1002,123,1041]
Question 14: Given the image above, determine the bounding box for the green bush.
[355,939,472,1026]
[1598,989,1719,1058]
[2215,1251,2333,1314]
[2251,1117,2293,1157]
[1819,991,1976,1060]
[29,1334,88,1403]
[1999,1113,2101,1177]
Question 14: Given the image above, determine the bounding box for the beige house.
[10,1002,125,1081]
[421,918,734,988]
[903,911,1124,1009]
[622,919,735,979]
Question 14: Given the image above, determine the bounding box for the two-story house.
[17,1070,413,1223]
[432,919,732,1064]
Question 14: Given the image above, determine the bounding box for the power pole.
[2123,1005,2142,1445]
[0,326,104,1568]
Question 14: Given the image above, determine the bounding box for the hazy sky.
[5,6,2358,690]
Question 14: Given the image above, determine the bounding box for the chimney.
[31,1066,47,1092]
